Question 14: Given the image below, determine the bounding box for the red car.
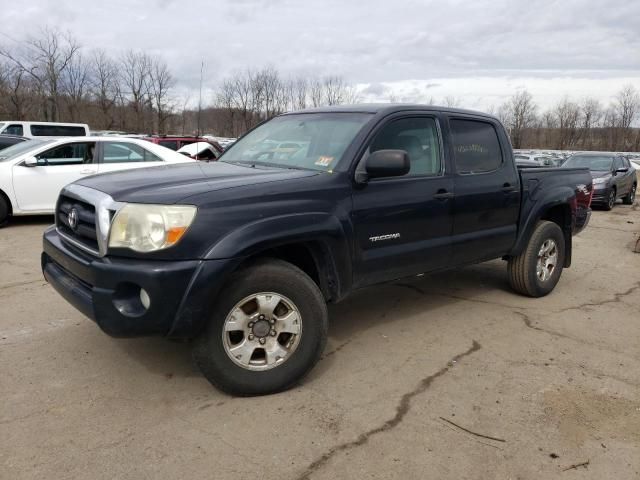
[142,136,223,154]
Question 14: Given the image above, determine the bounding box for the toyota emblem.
[67,208,79,230]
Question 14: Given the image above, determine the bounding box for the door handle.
[433,190,455,200]
[501,183,516,193]
[80,169,97,175]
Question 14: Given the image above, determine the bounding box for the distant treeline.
[1,28,638,151]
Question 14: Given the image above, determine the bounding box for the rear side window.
[30,125,86,136]
[4,124,24,136]
[450,119,503,174]
[102,142,162,163]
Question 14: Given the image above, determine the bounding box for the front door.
[12,141,97,212]
[351,114,454,287]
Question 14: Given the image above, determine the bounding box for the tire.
[603,188,616,211]
[622,183,636,205]
[508,220,565,298]
[0,195,9,227]
[192,258,328,396]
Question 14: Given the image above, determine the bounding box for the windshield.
[220,113,372,172]
[0,139,54,162]
[563,155,613,171]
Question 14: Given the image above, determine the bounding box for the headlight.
[592,176,610,185]
[109,204,197,253]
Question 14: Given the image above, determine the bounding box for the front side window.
[613,157,624,170]
[102,142,162,163]
[450,119,503,174]
[367,117,442,176]
[221,113,372,172]
[5,124,24,136]
[37,142,95,166]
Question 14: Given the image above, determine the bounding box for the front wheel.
[0,195,9,226]
[623,183,636,205]
[508,220,565,297]
[604,188,616,210]
[193,259,328,396]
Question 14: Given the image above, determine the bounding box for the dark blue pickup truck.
[42,105,592,395]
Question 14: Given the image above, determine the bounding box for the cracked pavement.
[1,203,640,480]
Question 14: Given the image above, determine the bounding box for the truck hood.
[75,161,319,204]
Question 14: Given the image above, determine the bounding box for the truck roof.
[285,103,499,120]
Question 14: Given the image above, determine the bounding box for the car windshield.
[0,139,54,161]
[563,155,613,171]
[220,113,372,172]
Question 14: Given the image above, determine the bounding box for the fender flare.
[510,185,575,267]
[204,212,353,299]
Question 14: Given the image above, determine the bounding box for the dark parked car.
[563,153,636,210]
[0,134,27,151]
[42,105,593,395]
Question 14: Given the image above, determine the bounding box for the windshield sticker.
[315,156,334,167]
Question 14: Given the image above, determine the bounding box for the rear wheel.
[508,221,565,297]
[604,188,616,210]
[0,195,9,226]
[192,259,328,396]
[623,183,636,205]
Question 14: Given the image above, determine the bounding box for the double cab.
[42,105,593,395]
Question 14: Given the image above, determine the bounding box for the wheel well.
[0,188,12,216]
[236,242,336,302]
[540,204,570,230]
[540,204,572,267]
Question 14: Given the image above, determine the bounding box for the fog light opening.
[140,288,151,310]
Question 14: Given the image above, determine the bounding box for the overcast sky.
[2,0,639,110]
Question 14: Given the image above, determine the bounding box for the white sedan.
[0,136,195,224]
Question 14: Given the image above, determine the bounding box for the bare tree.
[149,56,174,133]
[120,50,152,131]
[500,90,538,149]
[62,52,89,121]
[614,84,640,149]
[90,49,121,129]
[0,27,80,121]
[553,96,581,149]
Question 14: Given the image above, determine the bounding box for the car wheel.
[0,195,9,227]
[192,258,328,396]
[508,220,565,298]
[622,183,636,205]
[604,188,616,210]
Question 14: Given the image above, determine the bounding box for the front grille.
[57,195,99,253]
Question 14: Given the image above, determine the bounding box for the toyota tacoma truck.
[42,105,593,395]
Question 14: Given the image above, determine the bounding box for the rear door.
[446,116,520,264]
[351,113,454,286]
[97,141,165,174]
[12,141,97,211]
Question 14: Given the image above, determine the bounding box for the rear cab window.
[449,119,503,174]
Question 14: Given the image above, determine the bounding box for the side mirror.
[365,149,410,180]
[23,156,39,167]
[616,167,629,173]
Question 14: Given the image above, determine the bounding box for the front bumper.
[42,226,235,338]
[591,187,610,204]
